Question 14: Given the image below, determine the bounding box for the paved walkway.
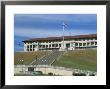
[31,50,64,65]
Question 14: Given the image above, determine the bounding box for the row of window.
[26,42,97,51]
[27,44,62,48]
[39,44,61,48]
[26,42,97,49]
[27,48,34,51]
[75,42,97,46]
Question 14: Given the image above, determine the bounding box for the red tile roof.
[23,34,97,42]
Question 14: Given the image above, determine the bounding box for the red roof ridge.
[23,34,97,42]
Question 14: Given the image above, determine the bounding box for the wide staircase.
[31,50,64,65]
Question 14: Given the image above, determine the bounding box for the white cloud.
[14,28,64,38]
[15,14,96,23]
[15,28,96,38]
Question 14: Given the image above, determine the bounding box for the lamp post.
[42,59,47,74]
[20,59,24,72]
[44,60,47,74]
[36,55,39,71]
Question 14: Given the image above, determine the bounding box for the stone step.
[31,51,64,65]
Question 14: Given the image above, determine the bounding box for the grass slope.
[53,49,97,71]
[14,51,48,65]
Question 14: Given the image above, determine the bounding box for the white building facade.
[23,34,97,51]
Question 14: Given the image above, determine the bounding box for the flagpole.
[63,22,64,51]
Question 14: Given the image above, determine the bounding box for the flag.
[62,22,71,36]
[62,22,68,28]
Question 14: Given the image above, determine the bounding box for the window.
[56,44,58,47]
[83,43,86,46]
[75,43,78,46]
[79,43,82,46]
[87,43,90,46]
[78,39,81,41]
[43,45,45,48]
[90,38,93,40]
[91,42,94,45]
[33,45,35,48]
[87,38,89,41]
[66,43,70,48]
[30,45,32,48]
[28,67,34,72]
[83,38,85,41]
[75,39,78,41]
[59,44,61,47]
[52,44,54,47]
[30,49,32,51]
[39,45,41,47]
[27,45,29,48]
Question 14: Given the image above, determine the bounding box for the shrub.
[73,72,86,76]
[48,72,53,76]
[89,73,95,76]
[34,71,43,75]
[79,73,86,76]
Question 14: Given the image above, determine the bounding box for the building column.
[58,43,59,48]
[32,44,33,51]
[26,44,27,52]
[70,43,72,48]
[90,42,92,46]
[30,44,32,51]
[24,43,26,52]
[86,42,87,47]
[24,43,25,51]
[51,44,52,49]
[64,42,66,49]
[78,43,79,47]
[29,44,30,51]
[44,44,46,50]
[37,43,39,51]
[82,43,84,47]
[94,42,95,46]
[73,42,75,50]
[48,43,49,49]
[82,43,83,47]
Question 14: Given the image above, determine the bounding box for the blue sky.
[14,14,97,51]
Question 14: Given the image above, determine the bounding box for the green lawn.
[14,51,48,65]
[53,49,97,71]
[14,49,97,72]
